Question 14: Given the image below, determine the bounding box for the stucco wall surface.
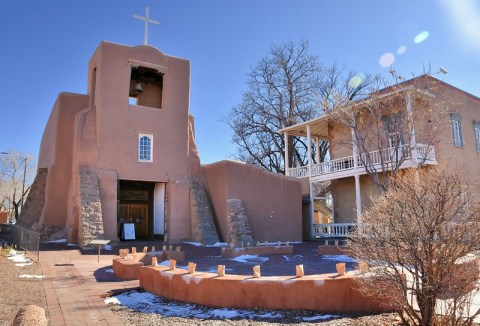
[203,160,302,242]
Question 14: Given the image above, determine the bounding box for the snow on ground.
[105,290,337,321]
[303,315,338,321]
[42,239,67,243]
[104,245,112,250]
[230,255,269,264]
[183,242,228,247]
[15,263,33,267]
[105,269,114,273]
[321,255,357,263]
[18,274,44,279]
[283,255,303,262]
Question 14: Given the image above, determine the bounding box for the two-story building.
[279,75,480,239]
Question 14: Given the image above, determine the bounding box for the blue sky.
[1,0,479,164]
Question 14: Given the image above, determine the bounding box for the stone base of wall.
[17,168,48,229]
[189,176,219,245]
[226,199,254,246]
[221,245,294,258]
[78,166,105,247]
[139,265,395,313]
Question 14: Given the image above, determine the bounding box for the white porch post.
[351,127,362,224]
[406,93,418,163]
[354,174,362,224]
[315,137,320,165]
[307,125,315,239]
[284,132,289,176]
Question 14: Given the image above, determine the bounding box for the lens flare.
[414,31,430,44]
[348,73,366,88]
[397,45,407,55]
[379,53,395,67]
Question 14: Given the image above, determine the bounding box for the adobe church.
[18,41,302,246]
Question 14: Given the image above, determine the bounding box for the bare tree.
[352,166,480,326]
[0,152,35,222]
[330,74,447,191]
[225,39,374,173]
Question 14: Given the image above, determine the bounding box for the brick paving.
[39,247,137,326]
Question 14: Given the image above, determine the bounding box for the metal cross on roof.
[133,6,160,45]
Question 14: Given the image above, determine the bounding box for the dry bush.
[351,166,480,326]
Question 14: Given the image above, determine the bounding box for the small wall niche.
[129,66,163,109]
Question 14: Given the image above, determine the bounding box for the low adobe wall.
[139,265,394,313]
[318,245,352,256]
[113,251,185,280]
[221,245,294,258]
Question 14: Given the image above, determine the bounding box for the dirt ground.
[0,252,48,326]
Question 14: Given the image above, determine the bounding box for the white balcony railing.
[287,144,436,180]
[314,223,358,237]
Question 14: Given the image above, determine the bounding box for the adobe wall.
[140,265,394,313]
[203,161,302,242]
[38,93,89,227]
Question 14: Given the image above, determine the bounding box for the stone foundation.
[78,166,105,247]
[17,168,48,229]
[226,199,254,246]
[189,176,219,245]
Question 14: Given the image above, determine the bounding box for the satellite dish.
[439,67,448,74]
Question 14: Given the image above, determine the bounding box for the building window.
[383,115,403,148]
[474,121,480,152]
[138,134,153,162]
[451,113,463,148]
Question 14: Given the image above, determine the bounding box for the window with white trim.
[474,121,480,152]
[451,113,463,148]
[138,134,153,162]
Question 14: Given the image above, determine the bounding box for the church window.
[138,134,153,162]
[129,66,163,109]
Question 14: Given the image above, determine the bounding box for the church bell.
[133,82,144,95]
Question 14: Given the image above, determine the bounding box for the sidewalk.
[39,247,137,326]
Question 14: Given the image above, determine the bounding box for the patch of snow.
[67,243,77,247]
[183,242,201,247]
[302,315,338,321]
[210,309,240,318]
[283,254,303,261]
[7,253,30,263]
[231,255,269,264]
[105,269,114,273]
[257,312,282,318]
[15,263,33,267]
[18,274,44,279]
[158,260,170,266]
[104,245,112,251]
[105,290,292,320]
[321,255,357,263]
[207,242,228,247]
[43,239,67,243]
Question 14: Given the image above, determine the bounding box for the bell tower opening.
[129,66,163,109]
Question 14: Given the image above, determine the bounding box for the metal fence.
[0,224,40,262]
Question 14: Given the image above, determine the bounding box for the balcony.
[287,144,436,181]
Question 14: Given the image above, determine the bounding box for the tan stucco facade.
[22,41,303,245]
[329,77,480,223]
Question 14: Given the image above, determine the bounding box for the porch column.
[306,125,312,177]
[352,127,362,224]
[284,132,289,176]
[315,137,320,164]
[406,93,418,162]
[307,125,315,239]
[354,174,362,224]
